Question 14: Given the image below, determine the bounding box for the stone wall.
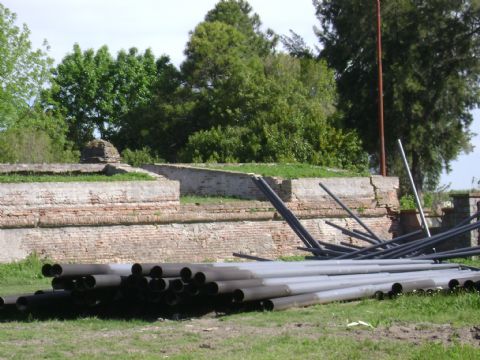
[0,180,180,230]
[0,164,401,263]
[445,193,480,248]
[0,203,397,263]
[142,164,400,210]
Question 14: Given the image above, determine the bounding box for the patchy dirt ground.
[133,316,480,349]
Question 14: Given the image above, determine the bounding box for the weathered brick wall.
[0,179,180,231]
[447,193,480,248]
[0,212,398,263]
[0,167,400,263]
[142,164,400,210]
[142,164,288,200]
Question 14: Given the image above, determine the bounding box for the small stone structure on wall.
[0,163,401,263]
[443,192,480,248]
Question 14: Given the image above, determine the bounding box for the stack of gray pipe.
[2,259,479,315]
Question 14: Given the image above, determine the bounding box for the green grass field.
[201,163,367,179]
[1,257,480,359]
[0,172,155,183]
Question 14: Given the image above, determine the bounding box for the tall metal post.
[397,139,431,237]
[376,0,386,176]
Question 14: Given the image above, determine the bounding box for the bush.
[0,128,79,163]
[121,147,164,167]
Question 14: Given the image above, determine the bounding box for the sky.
[2,0,478,190]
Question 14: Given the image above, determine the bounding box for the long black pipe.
[376,221,480,259]
[319,182,382,243]
[355,220,480,259]
[16,291,71,312]
[252,176,320,249]
[324,220,383,246]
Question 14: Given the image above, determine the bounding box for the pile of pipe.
[249,175,480,262]
[2,259,480,316]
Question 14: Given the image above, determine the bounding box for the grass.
[1,257,480,359]
[201,163,367,179]
[0,172,155,183]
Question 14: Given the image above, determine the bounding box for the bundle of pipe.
[249,175,480,261]
[2,259,480,316]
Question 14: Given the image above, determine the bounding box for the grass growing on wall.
[0,172,155,183]
[201,163,368,179]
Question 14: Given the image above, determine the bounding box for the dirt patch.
[345,322,480,347]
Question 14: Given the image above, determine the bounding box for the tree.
[204,0,278,56]
[177,0,368,170]
[44,45,164,148]
[315,0,480,191]
[0,4,52,127]
[0,107,79,163]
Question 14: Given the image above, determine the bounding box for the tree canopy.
[0,3,52,127]
[315,0,480,190]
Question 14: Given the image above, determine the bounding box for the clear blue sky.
[3,0,478,189]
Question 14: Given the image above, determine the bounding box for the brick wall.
[0,213,397,263]
[142,164,400,210]
[0,166,400,263]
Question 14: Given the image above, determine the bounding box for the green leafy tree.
[315,0,480,191]
[44,45,163,148]
[204,0,278,56]
[0,4,52,127]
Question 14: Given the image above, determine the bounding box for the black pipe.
[252,176,320,249]
[16,291,71,312]
[324,220,382,246]
[377,221,480,259]
[149,277,176,292]
[319,182,382,243]
[193,268,254,285]
[205,279,265,295]
[150,263,200,278]
[357,220,480,259]
[41,264,53,277]
[83,275,125,289]
[50,264,131,277]
[170,279,185,293]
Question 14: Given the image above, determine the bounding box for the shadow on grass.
[0,295,264,323]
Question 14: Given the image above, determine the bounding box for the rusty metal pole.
[376,0,386,176]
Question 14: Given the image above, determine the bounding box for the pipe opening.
[149,278,167,292]
[448,279,460,290]
[391,283,403,294]
[374,291,384,300]
[205,282,219,295]
[193,272,207,285]
[16,297,28,312]
[463,280,475,291]
[41,264,52,277]
[150,266,162,278]
[262,300,274,311]
[171,279,184,293]
[131,263,142,275]
[84,276,96,289]
[51,264,63,277]
[232,289,245,302]
[180,267,193,282]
